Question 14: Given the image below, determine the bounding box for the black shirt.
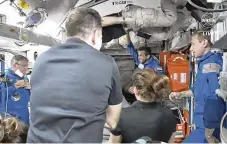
[27,38,123,143]
[116,101,177,143]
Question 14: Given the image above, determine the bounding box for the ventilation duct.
[103,0,196,48]
[169,30,191,51]
[172,0,188,8]
[121,0,177,31]
[103,31,163,50]
[104,10,195,49]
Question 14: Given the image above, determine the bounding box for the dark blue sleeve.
[0,83,17,99]
[146,60,163,75]
[126,43,139,65]
[6,85,17,96]
[28,89,31,101]
[4,75,17,96]
[204,72,226,129]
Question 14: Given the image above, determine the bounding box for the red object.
[174,109,191,143]
[160,52,190,92]
[167,54,190,92]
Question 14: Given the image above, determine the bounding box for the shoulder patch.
[155,67,163,71]
[202,63,220,73]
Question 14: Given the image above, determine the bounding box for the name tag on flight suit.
[202,63,220,73]
[138,64,145,69]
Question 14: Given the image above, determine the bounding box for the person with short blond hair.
[169,30,226,143]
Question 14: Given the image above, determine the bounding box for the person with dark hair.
[122,33,163,95]
[27,8,123,143]
[0,55,30,125]
[108,69,177,143]
[169,30,226,143]
[123,33,163,75]
[0,116,28,143]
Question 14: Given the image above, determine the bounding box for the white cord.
[220,112,227,142]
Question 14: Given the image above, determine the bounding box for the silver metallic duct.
[121,0,177,31]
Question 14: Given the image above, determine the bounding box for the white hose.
[187,0,227,12]
[220,112,227,143]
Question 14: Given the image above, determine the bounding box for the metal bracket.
[0,23,60,47]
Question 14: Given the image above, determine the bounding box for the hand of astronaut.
[24,81,31,89]
[14,80,27,89]
[169,92,181,101]
[205,128,220,143]
[119,33,131,47]
[169,90,193,101]
[104,123,111,129]
[206,136,219,143]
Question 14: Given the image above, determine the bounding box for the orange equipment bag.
[174,109,191,143]
[160,52,190,92]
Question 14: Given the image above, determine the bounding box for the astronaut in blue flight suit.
[124,33,163,75]
[169,31,226,143]
[0,55,30,125]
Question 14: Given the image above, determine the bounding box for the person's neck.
[203,47,211,56]
[137,97,154,103]
[68,36,93,47]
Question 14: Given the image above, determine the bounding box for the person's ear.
[91,30,96,45]
[202,39,208,48]
[12,63,17,69]
[133,87,139,97]
[146,54,151,60]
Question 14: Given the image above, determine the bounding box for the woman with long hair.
[0,116,28,143]
[108,69,177,143]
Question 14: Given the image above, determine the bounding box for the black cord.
[45,33,60,45]
[0,0,26,16]
[188,0,227,12]
[11,1,26,16]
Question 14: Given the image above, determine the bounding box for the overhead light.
[207,0,223,3]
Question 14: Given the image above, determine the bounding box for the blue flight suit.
[127,43,163,75]
[183,51,226,143]
[0,69,30,125]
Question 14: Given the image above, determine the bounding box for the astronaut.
[0,55,30,125]
[169,30,226,143]
[123,33,163,75]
